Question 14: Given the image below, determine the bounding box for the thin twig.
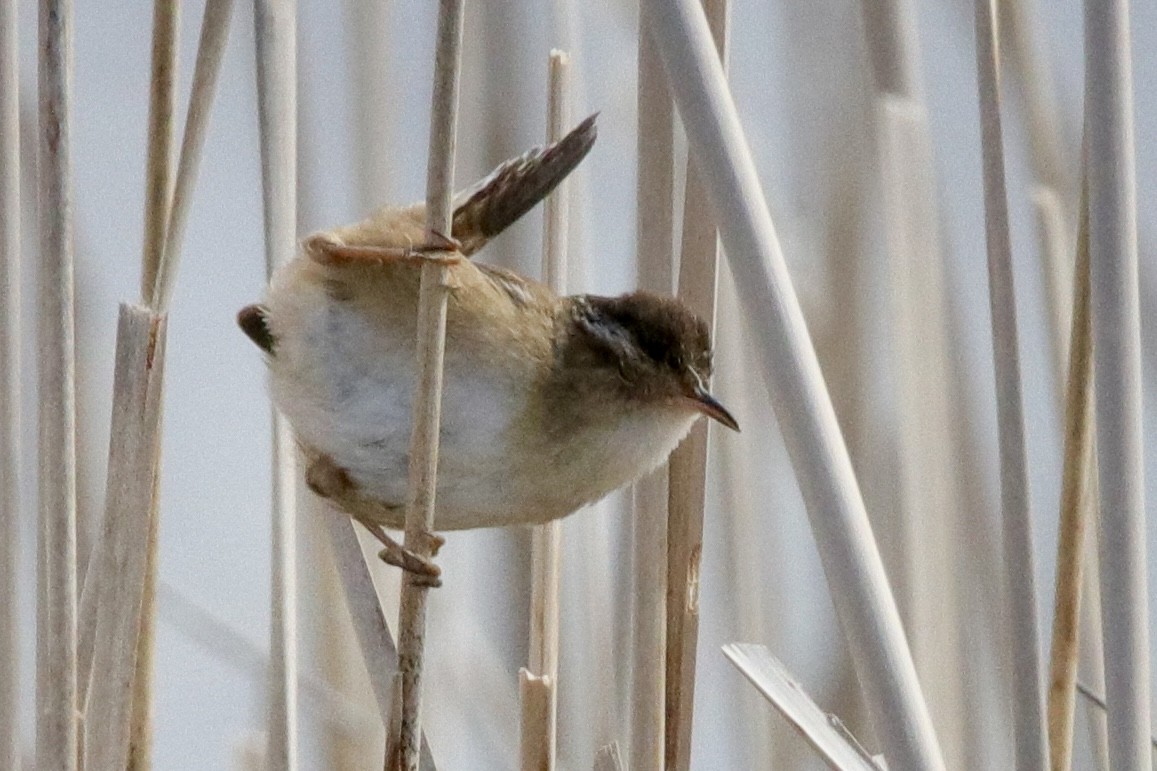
[521,49,570,771]
[664,1,727,768]
[632,18,675,771]
[973,0,1048,767]
[1084,1,1152,768]
[153,0,235,312]
[1046,167,1092,771]
[122,6,177,766]
[37,0,79,766]
[0,0,20,763]
[254,0,299,767]
[637,0,944,766]
[81,306,167,771]
[390,1,465,768]
[138,0,178,304]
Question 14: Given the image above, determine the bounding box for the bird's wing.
[296,114,596,269]
[473,261,549,308]
[451,113,597,256]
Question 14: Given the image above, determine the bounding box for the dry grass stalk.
[1084,1,1152,768]
[123,6,176,764]
[722,643,885,771]
[973,0,1048,767]
[320,514,399,721]
[631,22,674,771]
[75,10,235,764]
[0,0,20,764]
[858,0,920,98]
[638,0,944,766]
[36,0,80,766]
[82,305,167,771]
[521,49,570,771]
[153,0,235,311]
[1030,188,1075,401]
[390,0,465,767]
[875,95,972,767]
[518,670,553,771]
[664,1,727,768]
[253,0,300,765]
[138,0,178,303]
[1046,171,1092,771]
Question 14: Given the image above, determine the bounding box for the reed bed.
[5,0,1154,769]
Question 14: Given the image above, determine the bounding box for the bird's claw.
[379,543,442,588]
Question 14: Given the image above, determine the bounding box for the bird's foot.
[367,523,442,588]
[378,543,442,588]
[302,231,462,268]
[304,454,443,587]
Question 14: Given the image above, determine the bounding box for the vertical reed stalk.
[631,20,674,771]
[521,49,570,771]
[973,0,1048,767]
[82,306,167,771]
[1084,1,1152,768]
[664,1,726,768]
[253,0,300,766]
[639,0,944,766]
[390,0,464,767]
[125,7,177,764]
[1046,171,1092,771]
[78,5,234,766]
[862,1,972,762]
[138,0,178,304]
[0,0,19,764]
[153,0,235,310]
[36,0,79,766]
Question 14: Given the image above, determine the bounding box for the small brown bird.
[239,115,737,583]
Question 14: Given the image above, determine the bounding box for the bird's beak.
[685,386,739,432]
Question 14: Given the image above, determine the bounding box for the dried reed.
[1084,1,1152,768]
[638,0,944,766]
[664,1,727,768]
[631,20,675,771]
[973,0,1048,766]
[36,0,79,767]
[253,0,300,765]
[390,0,465,767]
[521,49,571,771]
[0,0,20,764]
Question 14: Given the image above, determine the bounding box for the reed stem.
[391,0,465,767]
[638,0,944,766]
[1084,1,1152,768]
[36,0,79,765]
[0,0,20,763]
[254,0,300,765]
[521,49,570,771]
[664,2,727,768]
[973,0,1048,767]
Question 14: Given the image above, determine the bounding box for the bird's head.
[563,292,739,431]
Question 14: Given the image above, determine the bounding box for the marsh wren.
[239,115,737,584]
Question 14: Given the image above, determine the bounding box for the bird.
[238,115,737,585]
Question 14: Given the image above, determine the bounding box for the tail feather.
[238,304,276,353]
[451,113,597,255]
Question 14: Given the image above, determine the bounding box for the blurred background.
[6,0,1157,768]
